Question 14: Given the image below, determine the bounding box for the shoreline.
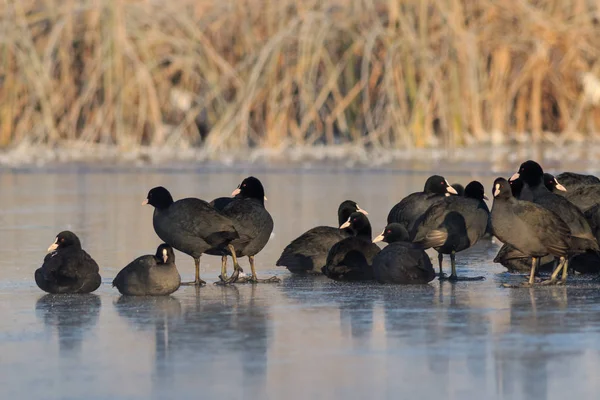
[1,142,600,174]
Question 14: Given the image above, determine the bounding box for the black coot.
[555,172,600,188]
[208,177,278,284]
[143,186,240,286]
[451,183,465,196]
[490,178,571,286]
[511,161,599,257]
[372,223,435,284]
[276,200,368,274]
[544,173,600,212]
[387,175,458,235]
[35,231,101,294]
[412,181,489,281]
[322,212,380,281]
[112,244,181,296]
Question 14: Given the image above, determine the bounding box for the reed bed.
[2,0,600,153]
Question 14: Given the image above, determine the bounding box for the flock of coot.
[34,160,600,296]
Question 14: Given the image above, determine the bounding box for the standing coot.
[322,212,380,281]
[208,177,278,284]
[387,175,458,236]
[276,200,368,274]
[372,223,435,284]
[113,244,181,296]
[490,178,571,286]
[143,186,240,286]
[35,231,101,294]
[412,181,489,281]
[511,161,599,257]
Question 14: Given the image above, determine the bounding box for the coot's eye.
[440,181,444,185]
[60,238,65,242]
[386,230,391,233]
[242,184,246,187]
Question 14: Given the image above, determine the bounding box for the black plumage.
[451,183,465,196]
[276,200,368,274]
[322,212,380,281]
[412,181,489,281]
[387,175,458,236]
[490,177,571,286]
[35,231,101,294]
[555,172,600,188]
[511,161,599,255]
[544,173,600,212]
[144,186,240,286]
[207,177,278,283]
[113,244,181,296]
[493,244,555,274]
[372,223,435,284]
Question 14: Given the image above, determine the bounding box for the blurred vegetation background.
[2,0,600,153]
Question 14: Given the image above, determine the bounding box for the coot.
[387,175,458,236]
[412,181,489,281]
[143,186,240,286]
[555,172,600,188]
[372,223,435,284]
[322,212,380,281]
[35,231,101,294]
[490,178,571,286]
[276,200,368,274]
[208,177,278,284]
[451,183,465,196]
[113,244,181,296]
[511,161,599,257]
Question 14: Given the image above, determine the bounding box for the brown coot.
[113,244,181,296]
[35,231,101,294]
[143,186,240,286]
[276,200,368,274]
[372,223,435,284]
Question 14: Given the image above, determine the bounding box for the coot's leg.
[181,256,207,286]
[437,253,447,279]
[561,258,569,282]
[218,255,228,281]
[502,257,541,288]
[217,245,245,285]
[541,257,567,286]
[245,256,280,283]
[448,251,485,282]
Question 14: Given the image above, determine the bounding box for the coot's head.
[155,243,175,264]
[339,212,372,237]
[451,183,465,196]
[373,223,409,244]
[509,177,523,198]
[424,175,458,195]
[143,187,174,209]
[511,160,544,187]
[492,178,513,200]
[464,181,488,201]
[47,231,82,252]
[543,173,567,192]
[232,176,267,203]
[337,200,368,226]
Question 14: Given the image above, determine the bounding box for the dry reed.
[2,0,600,152]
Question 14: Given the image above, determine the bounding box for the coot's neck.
[355,224,372,239]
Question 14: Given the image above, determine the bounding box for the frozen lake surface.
[2,164,600,399]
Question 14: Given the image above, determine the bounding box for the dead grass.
[2,0,600,152]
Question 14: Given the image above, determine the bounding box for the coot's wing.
[113,255,154,287]
[222,199,272,248]
[513,201,570,255]
[387,193,423,225]
[276,226,344,267]
[172,198,238,244]
[412,199,451,244]
[210,197,235,212]
[566,185,600,212]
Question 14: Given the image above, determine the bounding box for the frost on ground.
[2,140,600,171]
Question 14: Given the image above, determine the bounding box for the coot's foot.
[236,275,281,284]
[540,278,565,286]
[181,279,206,286]
[437,273,448,280]
[501,282,534,288]
[448,275,485,282]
